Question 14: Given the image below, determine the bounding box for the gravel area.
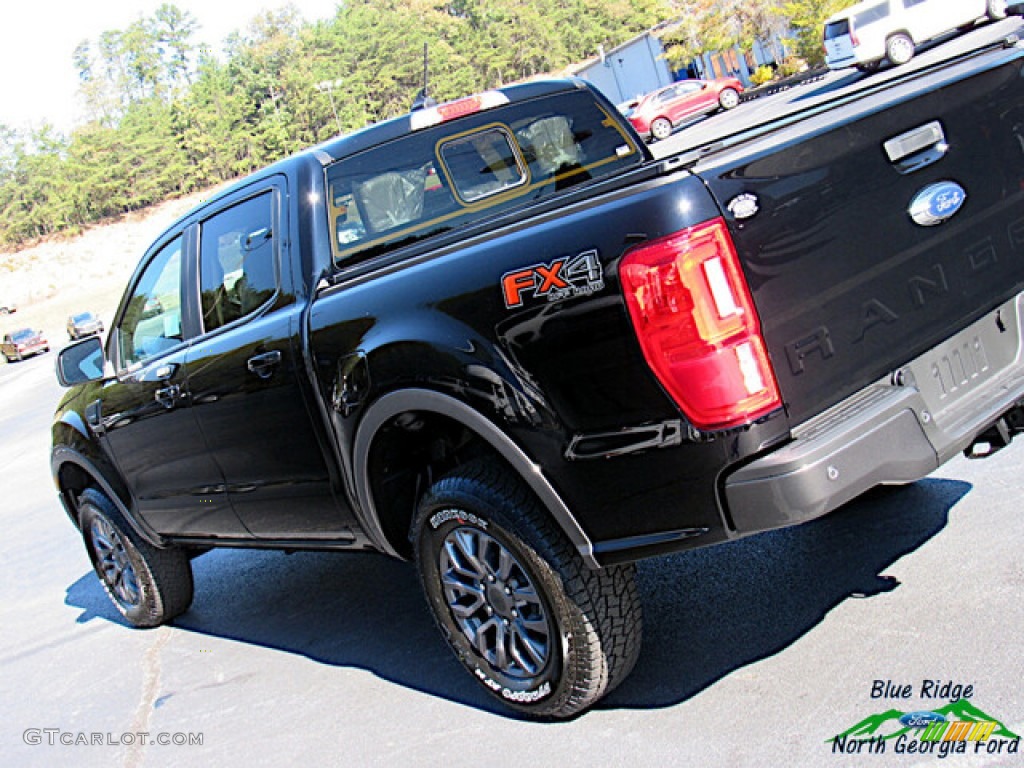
[0,190,211,349]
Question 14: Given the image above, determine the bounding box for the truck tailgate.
[693,47,1024,426]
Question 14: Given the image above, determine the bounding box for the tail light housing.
[620,217,782,431]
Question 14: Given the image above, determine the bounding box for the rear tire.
[885,33,915,66]
[412,460,642,719]
[78,488,193,628]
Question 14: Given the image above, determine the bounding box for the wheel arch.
[352,388,599,569]
[886,28,917,46]
[51,444,162,546]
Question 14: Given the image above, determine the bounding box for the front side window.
[117,236,184,369]
[199,191,276,333]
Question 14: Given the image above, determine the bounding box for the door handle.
[154,384,182,409]
[247,350,282,380]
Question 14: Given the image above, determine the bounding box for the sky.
[0,0,341,134]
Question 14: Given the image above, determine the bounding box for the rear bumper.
[725,292,1024,533]
[14,343,47,357]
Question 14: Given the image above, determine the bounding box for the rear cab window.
[325,89,642,263]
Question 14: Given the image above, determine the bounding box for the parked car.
[824,0,1007,71]
[0,303,15,315]
[67,311,104,340]
[623,77,744,141]
[2,328,49,362]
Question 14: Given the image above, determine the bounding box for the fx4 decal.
[501,250,604,308]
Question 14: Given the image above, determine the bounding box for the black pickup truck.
[52,16,1024,718]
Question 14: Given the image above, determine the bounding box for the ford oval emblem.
[898,711,947,729]
[909,181,966,227]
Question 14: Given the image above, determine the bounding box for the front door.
[99,233,248,537]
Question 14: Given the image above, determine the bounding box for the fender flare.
[50,445,165,548]
[352,388,600,569]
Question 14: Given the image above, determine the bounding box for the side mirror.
[56,336,105,387]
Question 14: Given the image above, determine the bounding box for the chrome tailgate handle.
[883,121,948,174]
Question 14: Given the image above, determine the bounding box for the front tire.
[413,460,642,718]
[78,488,194,628]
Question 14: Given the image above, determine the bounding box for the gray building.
[571,32,675,106]
[572,26,789,105]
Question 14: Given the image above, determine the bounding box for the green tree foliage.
[0,0,717,248]
[661,0,789,68]
[778,0,857,66]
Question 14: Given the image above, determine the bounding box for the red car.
[2,327,49,362]
[624,77,744,142]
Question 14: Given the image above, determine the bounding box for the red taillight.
[620,217,781,431]
[849,21,860,48]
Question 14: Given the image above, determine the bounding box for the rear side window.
[855,2,890,26]
[325,90,642,263]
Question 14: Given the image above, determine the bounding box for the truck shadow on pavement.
[64,476,969,719]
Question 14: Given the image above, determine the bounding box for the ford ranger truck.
[52,16,1024,718]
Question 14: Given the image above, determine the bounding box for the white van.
[824,0,1007,71]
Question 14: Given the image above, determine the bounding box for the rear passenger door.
[184,182,357,540]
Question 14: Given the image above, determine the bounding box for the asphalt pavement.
[1,325,1021,768]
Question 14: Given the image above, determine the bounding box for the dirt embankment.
[0,191,212,348]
